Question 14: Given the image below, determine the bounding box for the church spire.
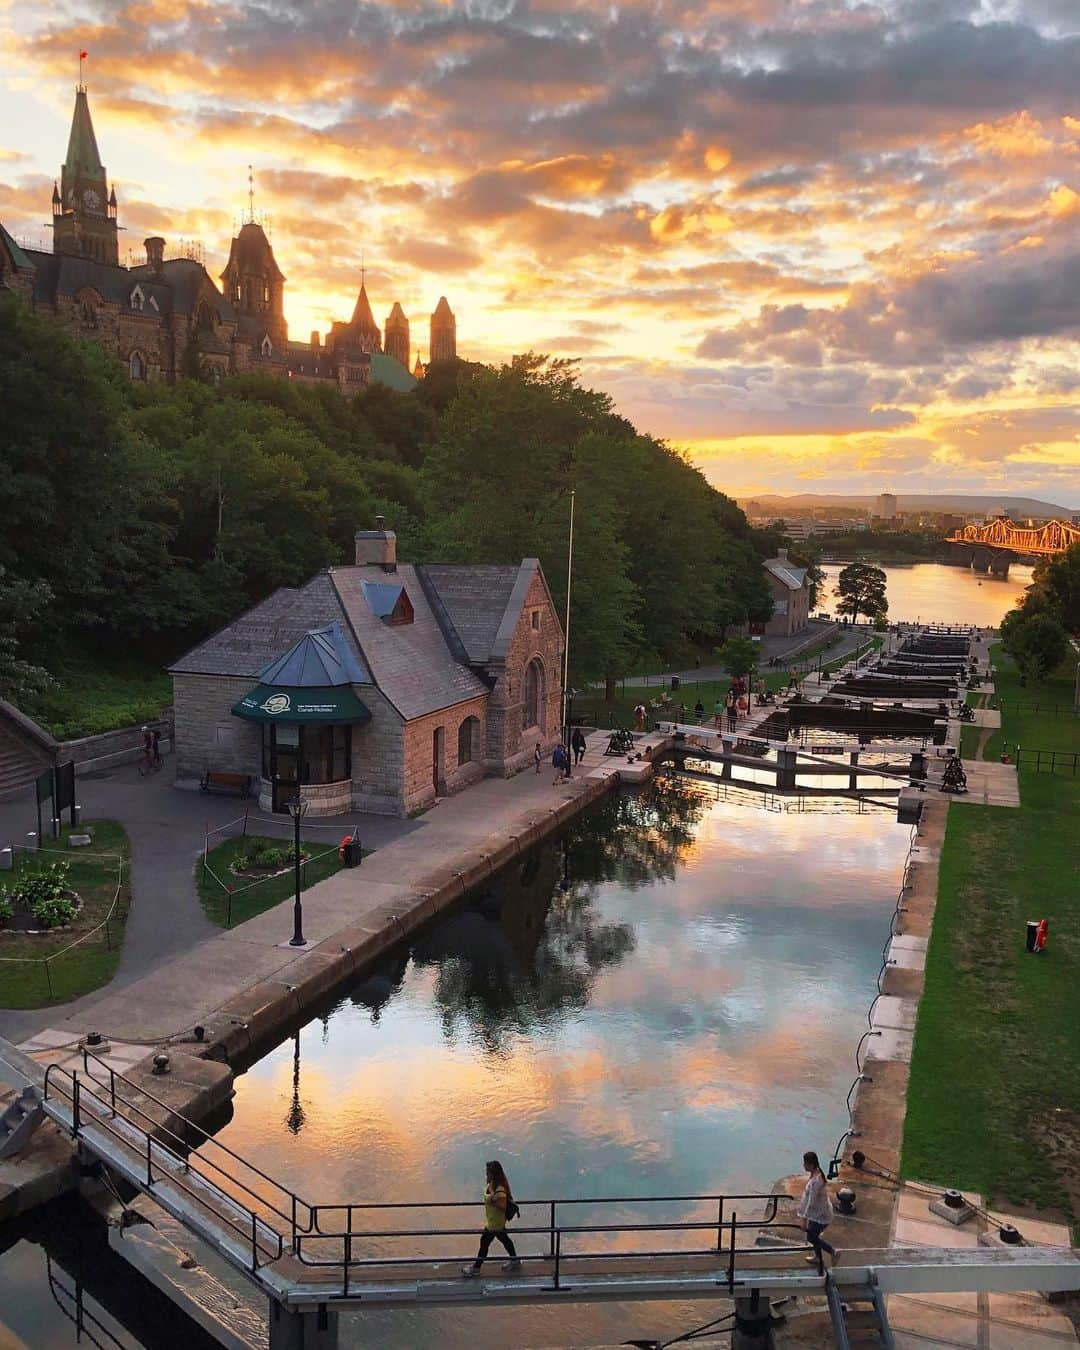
[54,84,118,265]
[64,88,105,182]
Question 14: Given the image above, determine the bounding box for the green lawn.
[196,834,347,928]
[22,648,172,740]
[902,647,1080,1230]
[981,647,1080,764]
[573,635,882,730]
[0,821,130,1009]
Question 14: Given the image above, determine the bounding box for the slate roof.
[258,622,370,687]
[415,564,522,664]
[169,573,355,678]
[65,90,105,179]
[24,248,172,311]
[330,565,489,719]
[765,556,808,591]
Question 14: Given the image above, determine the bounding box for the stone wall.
[172,674,262,783]
[485,569,564,776]
[350,687,405,815]
[401,695,488,815]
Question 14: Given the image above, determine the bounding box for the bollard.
[73,804,82,827]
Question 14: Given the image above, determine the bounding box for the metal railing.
[42,1050,816,1297]
[829,817,921,1176]
[990,701,1079,719]
[1013,747,1080,776]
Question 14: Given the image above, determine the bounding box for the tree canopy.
[833,562,889,624]
[1,302,775,692]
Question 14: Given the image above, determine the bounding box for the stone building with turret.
[0,84,460,396]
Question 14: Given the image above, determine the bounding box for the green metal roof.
[369,352,417,392]
[65,89,105,179]
[0,222,34,272]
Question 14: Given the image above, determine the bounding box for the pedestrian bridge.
[32,1050,1080,1347]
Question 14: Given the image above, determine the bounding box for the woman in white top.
[796,1150,837,1269]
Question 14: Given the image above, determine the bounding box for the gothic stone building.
[0,85,457,394]
[169,523,564,817]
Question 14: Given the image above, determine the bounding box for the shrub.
[0,892,12,923]
[234,840,294,873]
[31,892,78,928]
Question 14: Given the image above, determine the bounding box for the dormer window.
[129,284,145,312]
[149,295,160,312]
[360,580,414,626]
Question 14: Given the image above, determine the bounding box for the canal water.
[818,560,1033,627]
[203,778,911,1349]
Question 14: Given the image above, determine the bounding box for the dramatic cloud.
[1,0,1079,496]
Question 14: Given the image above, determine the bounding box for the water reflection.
[210,781,909,1348]
[819,561,1033,626]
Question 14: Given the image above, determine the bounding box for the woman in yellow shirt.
[462,1160,521,1276]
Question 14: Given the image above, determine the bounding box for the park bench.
[200,771,253,799]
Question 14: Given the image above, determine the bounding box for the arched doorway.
[522,659,544,732]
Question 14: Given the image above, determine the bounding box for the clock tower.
[52,85,118,265]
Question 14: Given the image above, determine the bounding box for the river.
[206,780,910,1349]
[818,560,1033,627]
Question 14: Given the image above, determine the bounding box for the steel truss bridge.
[20,1049,1080,1348]
[946,517,1080,572]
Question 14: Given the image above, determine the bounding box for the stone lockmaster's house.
[169,522,564,816]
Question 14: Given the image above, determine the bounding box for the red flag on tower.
[80,50,88,59]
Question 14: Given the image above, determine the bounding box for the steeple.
[413,350,426,379]
[346,282,381,353]
[53,85,118,265]
[384,301,409,369]
[429,296,457,364]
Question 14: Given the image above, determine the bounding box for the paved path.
[0,763,419,1043]
[5,732,636,1052]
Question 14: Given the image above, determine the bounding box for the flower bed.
[0,860,83,934]
[229,839,310,877]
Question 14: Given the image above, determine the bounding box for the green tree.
[0,568,52,703]
[1000,610,1070,685]
[1029,542,1080,634]
[834,562,888,623]
[714,635,759,682]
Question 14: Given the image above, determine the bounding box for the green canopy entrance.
[232,684,371,725]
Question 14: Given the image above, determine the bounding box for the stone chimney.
[144,236,165,275]
[354,516,397,572]
[310,330,321,348]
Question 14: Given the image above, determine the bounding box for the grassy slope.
[196,834,346,928]
[22,649,172,740]
[902,649,1080,1227]
[0,821,131,1009]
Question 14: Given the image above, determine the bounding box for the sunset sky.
[2,0,1079,502]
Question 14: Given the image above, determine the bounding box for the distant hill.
[740,493,1077,517]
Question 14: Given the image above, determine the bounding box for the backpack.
[505,1198,520,1222]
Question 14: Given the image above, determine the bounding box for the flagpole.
[561,489,575,760]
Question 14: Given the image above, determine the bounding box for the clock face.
[82,187,101,212]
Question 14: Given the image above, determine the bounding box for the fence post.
[44,958,54,1002]
[728,1211,737,1292]
[548,1201,557,1259]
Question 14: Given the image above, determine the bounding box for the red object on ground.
[1034,919,1048,952]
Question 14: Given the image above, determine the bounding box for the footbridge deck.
[38,1051,1080,1325]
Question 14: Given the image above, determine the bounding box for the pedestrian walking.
[534,741,542,774]
[552,743,569,783]
[462,1161,521,1276]
[713,697,724,729]
[571,728,587,766]
[694,699,705,723]
[633,702,647,732]
[797,1151,837,1272]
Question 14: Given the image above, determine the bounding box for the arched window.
[522,659,543,731]
[129,350,145,380]
[457,716,479,767]
[129,285,145,312]
[261,334,273,357]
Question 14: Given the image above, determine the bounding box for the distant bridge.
[945,518,1080,576]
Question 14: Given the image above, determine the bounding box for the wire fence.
[200,809,359,928]
[1013,747,1080,776]
[0,840,126,1001]
[990,701,1079,719]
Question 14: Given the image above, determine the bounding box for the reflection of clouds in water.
[216,785,909,1215]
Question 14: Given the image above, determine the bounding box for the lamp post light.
[286,795,309,947]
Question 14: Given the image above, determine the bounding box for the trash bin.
[671,675,680,691]
[1025,921,1039,953]
[340,837,362,868]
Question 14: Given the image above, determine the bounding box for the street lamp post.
[287,795,309,946]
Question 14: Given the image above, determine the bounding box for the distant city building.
[0,84,460,395]
[876,492,898,520]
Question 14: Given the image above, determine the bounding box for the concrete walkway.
[0,762,420,1043]
[9,731,642,1055]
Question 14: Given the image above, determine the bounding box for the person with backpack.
[462,1160,521,1276]
[551,742,569,783]
[571,727,587,766]
[797,1150,837,1271]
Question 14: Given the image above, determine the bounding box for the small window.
[129,285,145,312]
[129,350,145,380]
[263,282,270,304]
[531,610,540,631]
[458,716,479,767]
[261,335,273,357]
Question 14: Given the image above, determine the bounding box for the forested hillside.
[0,295,773,702]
